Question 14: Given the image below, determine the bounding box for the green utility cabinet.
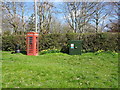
[68,40,82,55]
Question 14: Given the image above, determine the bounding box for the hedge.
[2,33,119,52]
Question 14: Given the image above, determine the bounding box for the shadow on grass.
[60,46,69,54]
[11,51,27,55]
[20,51,27,55]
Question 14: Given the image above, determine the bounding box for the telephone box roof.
[27,32,38,34]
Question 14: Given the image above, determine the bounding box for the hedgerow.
[2,32,119,52]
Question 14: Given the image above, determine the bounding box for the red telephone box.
[26,32,39,56]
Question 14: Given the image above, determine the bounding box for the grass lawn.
[2,51,118,88]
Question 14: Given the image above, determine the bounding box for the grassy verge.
[2,51,118,88]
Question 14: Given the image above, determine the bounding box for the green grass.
[2,51,118,88]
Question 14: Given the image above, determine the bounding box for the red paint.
[26,32,39,56]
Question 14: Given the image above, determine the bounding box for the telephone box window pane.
[29,37,33,40]
[29,37,33,44]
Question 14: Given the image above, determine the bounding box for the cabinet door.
[69,41,82,55]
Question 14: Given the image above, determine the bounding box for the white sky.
[1,0,120,2]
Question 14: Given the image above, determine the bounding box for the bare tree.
[106,2,119,32]
[2,2,21,35]
[49,16,62,33]
[90,2,113,33]
[19,2,26,34]
[63,2,97,33]
[37,1,53,34]
[27,14,35,32]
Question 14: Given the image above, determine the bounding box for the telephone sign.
[71,44,74,49]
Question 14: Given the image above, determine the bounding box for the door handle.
[75,47,77,49]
